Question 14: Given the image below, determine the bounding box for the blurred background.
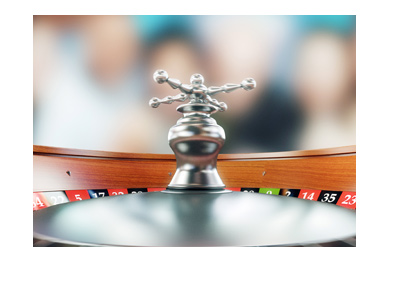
[33,15,356,154]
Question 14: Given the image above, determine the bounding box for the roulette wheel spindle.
[33,70,355,246]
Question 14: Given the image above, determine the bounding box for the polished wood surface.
[33,145,355,160]
[33,145,175,160]
[33,145,356,192]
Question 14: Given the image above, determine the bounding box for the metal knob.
[149,70,256,112]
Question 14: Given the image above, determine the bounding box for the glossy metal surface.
[33,191,356,247]
[149,70,256,111]
[167,104,226,190]
[149,70,256,190]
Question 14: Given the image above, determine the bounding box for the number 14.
[301,192,315,200]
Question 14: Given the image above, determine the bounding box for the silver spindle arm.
[149,70,256,112]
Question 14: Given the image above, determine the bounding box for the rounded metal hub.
[33,191,356,247]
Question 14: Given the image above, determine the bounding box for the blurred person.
[197,16,286,118]
[293,31,356,150]
[349,32,356,99]
[33,15,159,153]
[33,16,84,139]
[34,17,55,96]
[196,16,302,153]
[81,16,139,87]
[34,16,84,105]
[33,16,58,109]
[345,32,356,144]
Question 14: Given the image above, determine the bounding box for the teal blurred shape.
[295,15,355,35]
[132,15,195,44]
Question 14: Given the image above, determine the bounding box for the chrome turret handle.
[149,70,256,112]
[149,70,256,191]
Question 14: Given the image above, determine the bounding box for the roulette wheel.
[33,70,356,247]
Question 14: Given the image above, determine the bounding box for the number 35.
[321,193,337,203]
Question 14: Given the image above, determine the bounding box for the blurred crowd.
[33,15,356,154]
